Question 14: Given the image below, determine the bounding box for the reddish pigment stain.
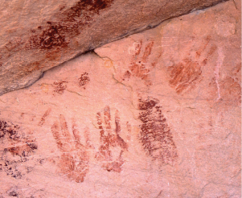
[52,80,68,94]
[51,114,90,183]
[138,97,178,165]
[168,36,217,94]
[0,120,38,179]
[78,72,90,89]
[95,106,128,172]
[38,108,52,126]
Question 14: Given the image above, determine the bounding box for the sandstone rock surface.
[0,0,241,197]
[0,0,228,96]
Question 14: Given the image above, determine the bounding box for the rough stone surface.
[0,0,228,96]
[0,1,241,197]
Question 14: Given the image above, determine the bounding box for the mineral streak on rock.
[138,97,178,165]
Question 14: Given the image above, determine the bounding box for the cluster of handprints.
[50,106,129,183]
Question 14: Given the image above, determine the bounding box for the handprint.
[129,40,154,80]
[138,97,178,165]
[95,106,128,172]
[51,114,90,183]
[168,36,217,94]
[122,40,161,86]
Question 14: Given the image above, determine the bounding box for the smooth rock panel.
[0,1,240,197]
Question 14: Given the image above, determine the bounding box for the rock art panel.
[0,1,240,197]
[0,0,228,95]
[48,105,129,182]
[93,0,240,196]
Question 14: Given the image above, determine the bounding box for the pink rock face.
[0,1,240,197]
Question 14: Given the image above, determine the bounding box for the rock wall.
[0,0,227,96]
[0,0,241,197]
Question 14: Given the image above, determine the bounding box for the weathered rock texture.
[0,0,228,96]
[0,0,241,197]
